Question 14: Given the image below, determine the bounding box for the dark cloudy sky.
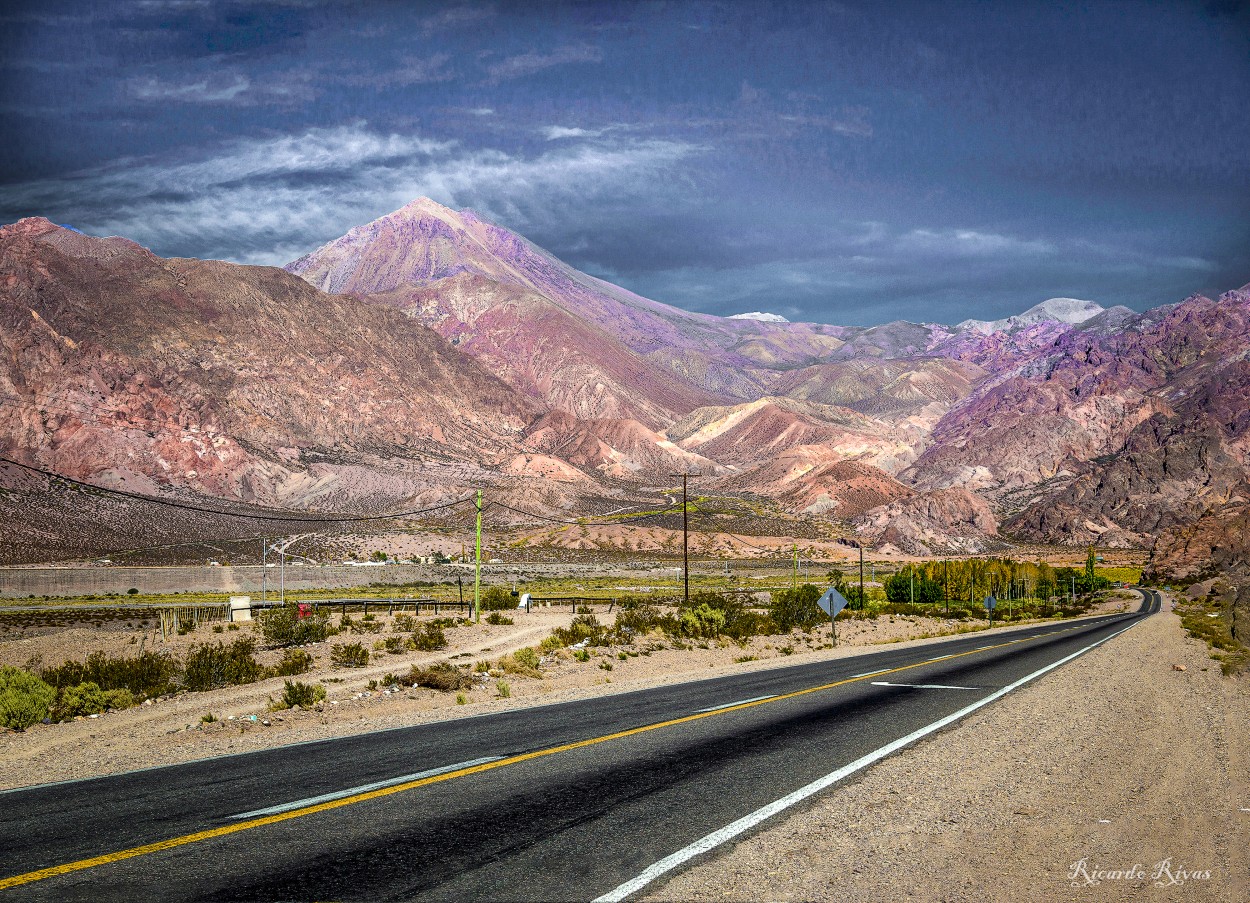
[1,0,1247,326]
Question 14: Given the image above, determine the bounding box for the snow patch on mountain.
[729,311,790,323]
[958,298,1106,334]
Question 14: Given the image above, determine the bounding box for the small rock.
[1172,664,1187,672]
[261,720,271,727]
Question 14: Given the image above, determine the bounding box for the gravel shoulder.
[644,594,1249,903]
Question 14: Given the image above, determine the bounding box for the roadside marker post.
[984,594,997,627]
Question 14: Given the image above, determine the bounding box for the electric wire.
[0,455,476,523]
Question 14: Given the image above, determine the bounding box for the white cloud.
[129,73,252,103]
[485,44,602,83]
[0,123,702,266]
[543,126,601,140]
[899,228,1056,257]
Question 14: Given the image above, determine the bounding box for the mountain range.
[2,199,1247,576]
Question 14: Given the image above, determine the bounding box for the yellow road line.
[0,618,1119,890]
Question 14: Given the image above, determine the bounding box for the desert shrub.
[573,648,590,662]
[726,609,776,639]
[549,614,610,647]
[41,650,178,700]
[273,680,326,710]
[538,634,565,653]
[405,662,474,691]
[769,585,827,633]
[330,642,370,668]
[479,586,516,611]
[393,614,415,632]
[486,612,513,625]
[613,602,666,640]
[383,635,405,654]
[183,638,263,691]
[678,603,726,639]
[270,648,314,677]
[498,647,541,677]
[0,667,56,731]
[412,623,448,651]
[496,679,511,698]
[675,592,772,641]
[257,603,331,648]
[54,682,135,718]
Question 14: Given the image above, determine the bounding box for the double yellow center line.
[0,617,1116,890]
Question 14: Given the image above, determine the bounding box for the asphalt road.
[0,590,1161,902]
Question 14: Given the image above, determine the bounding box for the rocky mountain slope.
[0,216,538,513]
[4,199,1247,572]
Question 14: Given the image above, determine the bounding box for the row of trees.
[870,550,1113,607]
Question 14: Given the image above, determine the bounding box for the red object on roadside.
[297,603,311,619]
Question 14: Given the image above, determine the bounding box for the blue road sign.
[983,595,997,610]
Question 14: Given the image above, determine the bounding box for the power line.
[0,454,476,524]
[484,500,682,526]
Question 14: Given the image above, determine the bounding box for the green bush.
[498,647,541,677]
[486,612,513,625]
[183,638,263,691]
[678,603,726,638]
[330,642,370,668]
[479,586,516,611]
[393,614,415,632]
[613,602,665,639]
[257,603,331,648]
[273,679,325,710]
[549,614,610,647]
[41,650,178,700]
[412,623,448,651]
[54,682,134,718]
[270,648,314,677]
[770,585,827,633]
[0,666,55,731]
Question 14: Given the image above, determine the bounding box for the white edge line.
[695,695,777,713]
[593,620,1142,903]
[228,756,504,819]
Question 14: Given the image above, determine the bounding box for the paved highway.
[0,590,1160,901]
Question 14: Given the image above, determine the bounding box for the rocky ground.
[644,595,1249,903]
[0,598,1128,790]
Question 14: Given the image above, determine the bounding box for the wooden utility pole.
[670,473,695,607]
[474,489,483,623]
